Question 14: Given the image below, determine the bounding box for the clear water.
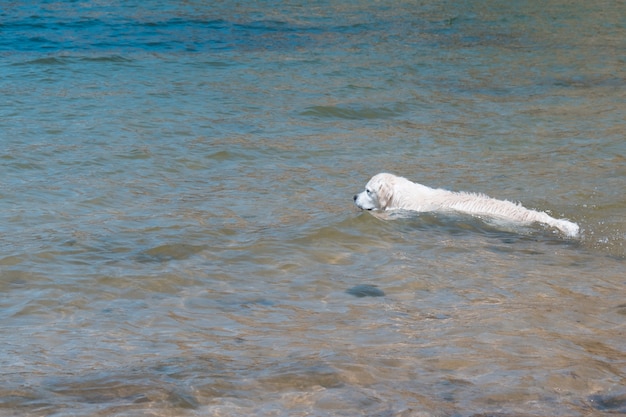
[1,1,625,416]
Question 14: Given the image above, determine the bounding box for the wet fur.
[354,173,579,237]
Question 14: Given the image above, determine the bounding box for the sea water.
[1,1,625,416]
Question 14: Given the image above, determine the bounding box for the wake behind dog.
[354,173,580,237]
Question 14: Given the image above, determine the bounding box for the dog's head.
[353,173,396,211]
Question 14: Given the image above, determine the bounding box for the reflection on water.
[0,0,625,416]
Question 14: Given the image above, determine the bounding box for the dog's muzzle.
[353,194,373,210]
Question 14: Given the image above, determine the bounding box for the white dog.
[354,173,579,237]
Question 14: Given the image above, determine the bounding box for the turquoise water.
[1,1,625,416]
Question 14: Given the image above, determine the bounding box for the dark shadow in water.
[588,392,626,413]
[346,284,385,298]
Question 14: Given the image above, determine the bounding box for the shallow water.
[1,1,625,416]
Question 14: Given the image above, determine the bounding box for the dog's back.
[364,173,580,237]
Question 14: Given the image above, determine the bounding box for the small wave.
[369,210,581,243]
[13,54,134,66]
[136,243,208,263]
[234,20,294,32]
[13,56,68,66]
[143,18,228,29]
[300,104,405,120]
[78,55,134,63]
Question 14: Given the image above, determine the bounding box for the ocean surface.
[1,1,625,416]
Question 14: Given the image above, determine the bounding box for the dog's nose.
[353,195,358,201]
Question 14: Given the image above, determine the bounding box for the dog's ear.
[375,178,393,210]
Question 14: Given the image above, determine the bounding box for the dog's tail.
[550,218,580,238]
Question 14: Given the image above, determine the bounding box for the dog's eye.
[366,189,372,195]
